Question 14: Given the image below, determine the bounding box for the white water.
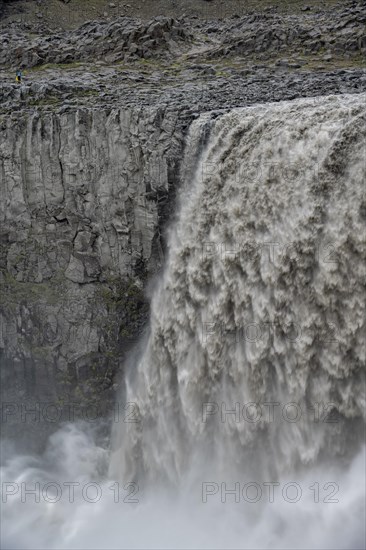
[1,94,366,549]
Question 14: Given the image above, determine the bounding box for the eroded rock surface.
[0,106,186,448]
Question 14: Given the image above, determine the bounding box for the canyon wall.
[0,106,187,446]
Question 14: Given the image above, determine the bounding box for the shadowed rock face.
[0,105,187,449]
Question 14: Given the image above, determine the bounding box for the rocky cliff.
[0,106,187,448]
[0,0,365,449]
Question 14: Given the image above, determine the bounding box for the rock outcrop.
[1,1,365,69]
[0,105,186,448]
[0,16,192,68]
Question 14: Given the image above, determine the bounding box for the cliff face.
[0,106,186,441]
[1,0,366,450]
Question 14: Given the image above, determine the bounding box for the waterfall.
[1,93,365,550]
[110,93,366,485]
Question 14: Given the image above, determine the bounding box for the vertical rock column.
[0,105,186,449]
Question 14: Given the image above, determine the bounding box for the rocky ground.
[0,0,365,450]
[0,0,350,29]
[0,2,366,110]
[0,2,366,116]
[0,1,365,114]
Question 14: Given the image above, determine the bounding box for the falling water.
[110,93,366,484]
[1,93,366,549]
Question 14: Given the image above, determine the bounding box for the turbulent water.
[110,92,366,484]
[1,93,366,549]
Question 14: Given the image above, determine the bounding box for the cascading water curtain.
[111,94,365,488]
